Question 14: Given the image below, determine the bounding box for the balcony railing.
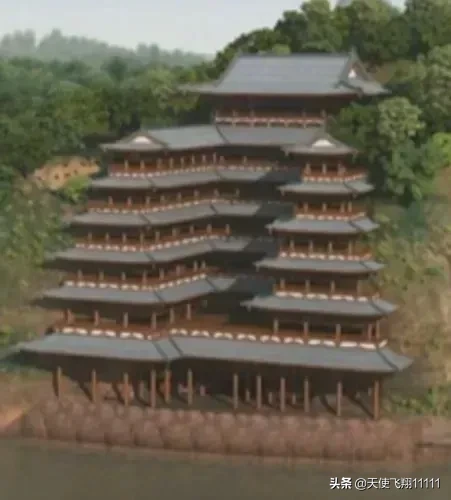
[74,227,229,250]
[273,282,379,299]
[279,244,372,260]
[214,111,325,127]
[294,207,367,219]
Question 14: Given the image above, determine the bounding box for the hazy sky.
[3,0,405,54]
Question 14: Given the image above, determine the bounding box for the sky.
[1,0,405,54]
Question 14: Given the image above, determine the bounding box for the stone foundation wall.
[14,398,428,462]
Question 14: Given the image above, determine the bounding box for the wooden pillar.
[256,374,262,410]
[122,312,129,328]
[335,324,341,344]
[142,270,148,286]
[245,374,251,404]
[330,280,336,294]
[233,372,239,410]
[356,279,361,296]
[303,320,309,341]
[187,369,193,405]
[305,280,310,293]
[185,302,192,320]
[64,309,73,324]
[375,321,381,341]
[373,379,381,420]
[54,366,62,399]
[303,375,310,413]
[169,307,175,324]
[336,379,343,417]
[150,312,157,330]
[164,368,171,404]
[280,376,286,412]
[93,310,100,326]
[272,317,279,334]
[91,368,97,404]
[150,368,157,408]
[123,372,130,406]
[279,278,285,290]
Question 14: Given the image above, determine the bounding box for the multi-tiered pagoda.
[22,51,412,418]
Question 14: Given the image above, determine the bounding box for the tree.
[404,0,451,56]
[338,0,405,65]
[429,133,451,167]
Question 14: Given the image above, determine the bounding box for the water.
[0,439,449,499]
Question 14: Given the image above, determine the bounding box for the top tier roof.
[180,51,387,97]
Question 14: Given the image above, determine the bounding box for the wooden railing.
[214,110,325,127]
[273,282,379,298]
[301,170,367,181]
[65,266,218,289]
[279,244,372,259]
[294,207,367,219]
[74,227,229,249]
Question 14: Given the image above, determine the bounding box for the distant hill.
[0,29,210,67]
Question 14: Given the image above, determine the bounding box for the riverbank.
[0,395,447,463]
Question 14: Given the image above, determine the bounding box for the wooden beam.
[123,372,130,406]
[187,369,193,405]
[373,379,381,420]
[303,376,310,413]
[232,372,239,410]
[150,368,157,408]
[336,379,343,417]
[280,377,286,412]
[256,374,262,410]
[91,368,97,404]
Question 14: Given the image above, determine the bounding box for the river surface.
[0,439,449,499]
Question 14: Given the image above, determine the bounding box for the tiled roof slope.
[179,51,387,96]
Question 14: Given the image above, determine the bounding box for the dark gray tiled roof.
[180,52,386,96]
[43,286,161,305]
[211,237,278,255]
[41,276,273,307]
[256,257,384,274]
[52,248,152,265]
[21,334,412,373]
[149,171,220,189]
[102,125,320,153]
[168,336,411,373]
[268,217,379,234]
[279,180,373,196]
[21,334,166,362]
[149,241,213,262]
[90,178,153,190]
[71,212,148,227]
[145,204,216,226]
[243,295,396,318]
[212,201,292,218]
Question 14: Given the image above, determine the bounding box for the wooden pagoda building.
[22,51,411,418]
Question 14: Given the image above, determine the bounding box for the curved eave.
[278,181,374,197]
[255,257,384,275]
[242,295,396,319]
[267,217,379,235]
[20,334,412,374]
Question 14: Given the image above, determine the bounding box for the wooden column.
[303,321,309,342]
[150,368,157,408]
[303,376,310,413]
[185,303,192,320]
[375,321,381,341]
[232,372,239,410]
[335,324,341,344]
[150,312,157,330]
[373,379,381,420]
[164,368,171,404]
[187,369,193,405]
[123,372,130,406]
[54,366,62,399]
[272,317,279,334]
[280,376,286,412]
[122,312,129,328]
[142,270,148,286]
[245,374,251,404]
[256,374,262,410]
[93,310,100,326]
[169,307,175,324]
[91,368,97,404]
[336,379,343,417]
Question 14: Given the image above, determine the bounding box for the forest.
[1,0,451,414]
